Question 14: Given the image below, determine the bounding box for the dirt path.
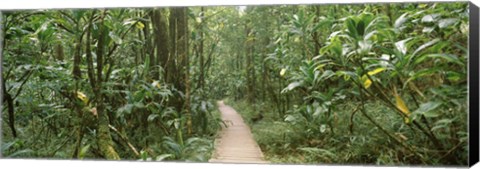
[208,101,269,164]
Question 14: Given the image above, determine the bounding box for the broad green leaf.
[364,30,377,40]
[394,13,408,29]
[416,53,464,66]
[412,38,440,57]
[1,141,18,153]
[282,81,302,93]
[148,114,159,122]
[293,14,299,21]
[6,149,34,158]
[358,40,372,53]
[79,144,91,159]
[174,119,180,129]
[395,38,413,55]
[284,115,296,122]
[140,150,148,161]
[421,14,440,23]
[423,110,440,118]
[438,18,458,28]
[134,102,145,108]
[346,17,358,39]
[156,154,174,161]
[335,71,355,81]
[422,27,435,33]
[356,18,365,36]
[418,4,428,8]
[73,10,86,21]
[330,39,343,56]
[413,102,442,118]
[404,68,439,86]
[117,104,134,116]
[446,71,464,82]
[432,118,456,131]
[315,64,326,71]
[435,118,454,125]
[319,70,335,80]
[109,31,122,44]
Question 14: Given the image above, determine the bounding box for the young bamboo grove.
[1,2,469,166]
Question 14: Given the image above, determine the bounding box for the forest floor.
[208,101,269,164]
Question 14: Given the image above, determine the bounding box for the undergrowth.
[225,98,467,165]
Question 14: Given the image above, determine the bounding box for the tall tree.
[169,7,191,134]
[85,10,120,160]
[245,20,256,104]
[198,7,205,91]
[151,9,170,80]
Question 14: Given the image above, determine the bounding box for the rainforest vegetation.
[1,2,469,166]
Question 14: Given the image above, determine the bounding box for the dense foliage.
[1,7,221,161]
[1,2,469,166]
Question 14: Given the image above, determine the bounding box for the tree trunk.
[312,5,321,56]
[54,43,64,61]
[198,7,205,91]
[145,12,156,79]
[151,9,170,81]
[72,23,85,158]
[86,10,120,160]
[168,8,178,85]
[0,12,16,138]
[245,24,256,104]
[2,84,17,138]
[176,7,191,135]
[169,7,191,134]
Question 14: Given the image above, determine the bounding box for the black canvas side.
[469,1,479,167]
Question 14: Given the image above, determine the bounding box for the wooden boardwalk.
[209,101,269,164]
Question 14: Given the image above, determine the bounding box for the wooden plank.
[209,101,268,164]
